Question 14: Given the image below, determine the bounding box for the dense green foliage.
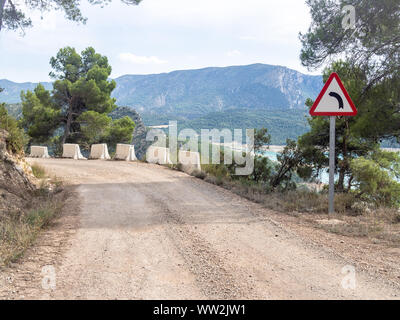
[204,1,400,208]
[300,0,400,142]
[270,139,310,190]
[105,117,136,146]
[20,47,135,153]
[0,103,26,154]
[254,128,271,152]
[245,137,310,192]
[0,0,142,33]
[77,111,112,149]
[300,0,399,80]
[350,150,400,207]
[298,0,400,206]
[78,111,135,151]
[299,61,378,191]
[202,129,306,192]
[20,84,61,143]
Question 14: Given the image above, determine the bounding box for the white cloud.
[227,50,242,57]
[0,0,321,82]
[239,35,258,41]
[118,53,167,65]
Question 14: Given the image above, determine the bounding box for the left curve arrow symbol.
[329,92,344,109]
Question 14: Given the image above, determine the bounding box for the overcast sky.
[0,0,318,82]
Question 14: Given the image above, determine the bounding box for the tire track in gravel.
[3,159,398,300]
[132,179,256,299]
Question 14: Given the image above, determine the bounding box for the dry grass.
[313,208,400,245]
[262,190,356,215]
[194,169,400,246]
[31,162,46,179]
[319,218,384,238]
[191,169,207,180]
[0,162,65,268]
[0,195,64,267]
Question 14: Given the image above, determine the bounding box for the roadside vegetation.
[0,105,65,267]
[189,135,400,245]
[186,0,400,245]
[185,0,400,244]
[0,158,65,267]
[0,191,65,267]
[31,163,46,179]
[0,45,138,267]
[0,103,26,155]
[1,0,399,253]
[20,47,135,155]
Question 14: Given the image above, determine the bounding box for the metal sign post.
[309,73,357,215]
[329,116,336,214]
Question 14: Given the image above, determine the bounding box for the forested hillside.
[144,109,310,145]
[113,64,322,115]
[1,64,321,144]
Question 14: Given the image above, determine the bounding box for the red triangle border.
[309,72,358,116]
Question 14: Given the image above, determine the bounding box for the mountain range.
[0,64,323,144]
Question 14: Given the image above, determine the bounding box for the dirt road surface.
[1,158,399,299]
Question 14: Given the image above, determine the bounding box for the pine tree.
[21,47,135,153]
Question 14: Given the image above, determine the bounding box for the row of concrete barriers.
[29,144,202,172]
[30,144,137,161]
[146,146,201,172]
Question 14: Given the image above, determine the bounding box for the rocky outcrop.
[0,130,35,215]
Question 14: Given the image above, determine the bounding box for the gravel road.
[1,158,399,299]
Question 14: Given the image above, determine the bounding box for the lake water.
[262,150,330,184]
[262,149,400,185]
[263,151,278,162]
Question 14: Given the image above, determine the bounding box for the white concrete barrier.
[89,143,110,160]
[146,146,172,165]
[178,150,201,173]
[114,144,137,161]
[30,146,50,158]
[62,144,87,160]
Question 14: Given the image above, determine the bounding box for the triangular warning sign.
[310,72,357,116]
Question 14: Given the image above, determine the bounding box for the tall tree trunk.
[337,168,346,192]
[0,0,7,31]
[337,119,349,192]
[347,175,354,192]
[62,103,73,145]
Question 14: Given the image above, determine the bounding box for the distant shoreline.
[264,146,400,154]
[382,148,400,152]
[267,145,285,153]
